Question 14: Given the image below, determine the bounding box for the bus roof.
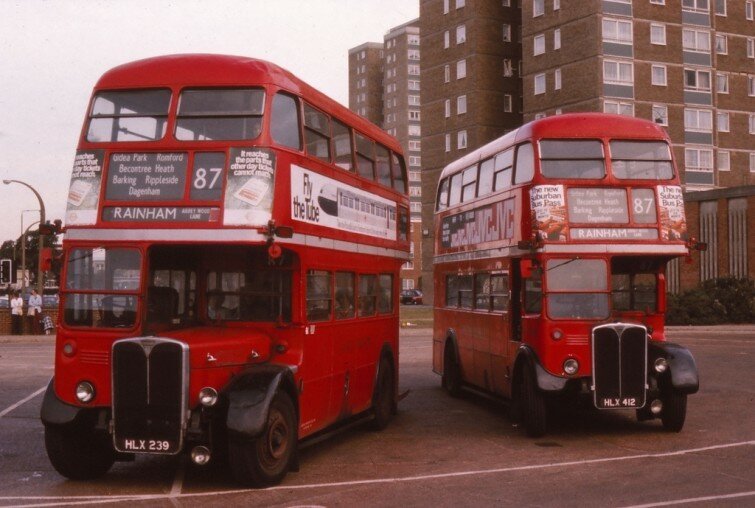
[94,53,402,153]
[439,113,671,181]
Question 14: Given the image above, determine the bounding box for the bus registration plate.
[597,397,640,409]
[116,437,179,454]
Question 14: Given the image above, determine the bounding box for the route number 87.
[193,167,223,190]
[633,197,653,214]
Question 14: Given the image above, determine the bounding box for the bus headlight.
[75,381,95,403]
[654,357,668,373]
[199,387,218,407]
[563,358,579,375]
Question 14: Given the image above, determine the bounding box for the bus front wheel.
[442,343,462,397]
[519,364,547,437]
[228,392,296,487]
[45,424,115,480]
[661,389,687,432]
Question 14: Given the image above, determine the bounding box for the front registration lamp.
[75,381,95,403]
[563,358,579,375]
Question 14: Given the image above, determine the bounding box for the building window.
[554,68,562,90]
[749,76,755,96]
[602,18,633,44]
[684,108,713,132]
[456,0,465,8]
[682,0,710,13]
[604,100,634,116]
[748,38,755,58]
[409,80,420,90]
[457,59,467,79]
[534,34,545,55]
[445,99,451,118]
[715,0,726,15]
[717,111,729,132]
[682,28,711,53]
[503,0,511,6]
[409,95,420,106]
[603,60,633,85]
[554,0,560,9]
[456,25,466,44]
[408,125,421,136]
[751,153,755,172]
[652,65,667,86]
[652,105,668,126]
[409,156,422,167]
[409,142,421,153]
[444,30,450,49]
[444,65,450,83]
[750,114,755,134]
[408,49,420,60]
[650,0,665,5]
[554,28,561,50]
[457,130,468,149]
[534,73,546,94]
[715,34,727,54]
[533,0,544,17]
[685,148,713,173]
[408,64,420,76]
[716,73,729,93]
[534,113,547,120]
[409,170,421,181]
[504,58,514,77]
[747,1,754,20]
[445,133,451,152]
[650,24,666,45]
[503,24,512,42]
[409,110,420,121]
[717,150,730,171]
[504,94,513,113]
[684,69,711,91]
[408,35,420,46]
[457,95,467,114]
[444,0,449,14]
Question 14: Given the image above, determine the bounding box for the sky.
[0,0,418,243]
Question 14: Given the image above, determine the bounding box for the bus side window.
[391,152,407,193]
[270,92,301,150]
[448,172,462,207]
[303,103,331,162]
[376,144,392,188]
[306,270,332,322]
[335,272,355,320]
[378,274,393,314]
[333,120,353,171]
[461,164,477,202]
[514,143,534,185]
[358,274,378,317]
[355,133,376,180]
[478,158,494,197]
[494,149,514,191]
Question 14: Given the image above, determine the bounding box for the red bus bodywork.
[41,54,409,486]
[433,113,699,436]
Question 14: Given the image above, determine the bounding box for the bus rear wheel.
[228,392,296,487]
[370,357,394,431]
[519,364,547,437]
[45,424,115,480]
[442,342,462,397]
[661,389,687,432]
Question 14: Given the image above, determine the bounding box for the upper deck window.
[610,141,674,180]
[175,88,264,141]
[87,89,170,142]
[304,103,331,162]
[539,140,605,179]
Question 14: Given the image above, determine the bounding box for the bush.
[666,277,755,325]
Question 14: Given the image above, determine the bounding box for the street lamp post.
[3,180,46,295]
[19,210,40,289]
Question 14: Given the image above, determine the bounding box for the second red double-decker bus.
[433,113,699,437]
[40,54,410,486]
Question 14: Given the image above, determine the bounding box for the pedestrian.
[10,291,24,335]
[28,289,43,334]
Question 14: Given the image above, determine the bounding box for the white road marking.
[1,440,753,506]
[620,490,755,507]
[0,386,46,418]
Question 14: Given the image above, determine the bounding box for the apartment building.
[418,0,523,303]
[348,21,424,290]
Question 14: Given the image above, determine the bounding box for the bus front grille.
[591,323,647,409]
[111,338,188,454]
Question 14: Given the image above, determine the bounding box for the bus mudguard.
[649,342,699,394]
[40,378,86,427]
[224,364,298,438]
[516,345,569,393]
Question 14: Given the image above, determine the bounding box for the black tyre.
[228,392,296,487]
[519,363,547,437]
[661,389,687,432]
[442,342,463,397]
[370,357,394,431]
[44,424,115,480]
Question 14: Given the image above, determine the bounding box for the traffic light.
[0,258,11,284]
[39,248,53,272]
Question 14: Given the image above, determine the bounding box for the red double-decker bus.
[433,113,700,437]
[41,54,410,486]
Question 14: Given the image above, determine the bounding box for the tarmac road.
[0,325,753,507]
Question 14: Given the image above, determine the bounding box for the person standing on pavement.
[10,291,24,335]
[28,289,43,334]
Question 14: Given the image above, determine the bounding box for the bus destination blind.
[106,153,188,201]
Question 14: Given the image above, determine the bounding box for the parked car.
[400,289,423,305]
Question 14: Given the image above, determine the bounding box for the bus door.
[514,258,542,347]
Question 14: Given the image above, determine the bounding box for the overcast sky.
[0,0,418,243]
